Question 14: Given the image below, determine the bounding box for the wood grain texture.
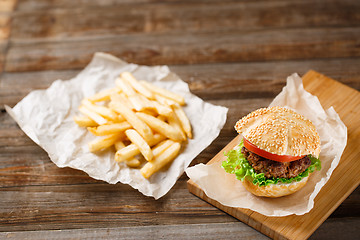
[2,58,360,108]
[187,71,360,240]
[0,41,7,72]
[0,222,269,240]
[0,218,359,240]
[0,0,17,12]
[1,0,360,239]
[10,0,360,39]
[5,0,360,72]
[4,27,360,72]
[0,15,11,40]
[1,69,358,236]
[0,0,17,72]
[0,175,239,231]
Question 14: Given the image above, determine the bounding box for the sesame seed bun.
[235,106,320,158]
[242,175,309,198]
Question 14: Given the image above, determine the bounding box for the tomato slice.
[243,138,305,162]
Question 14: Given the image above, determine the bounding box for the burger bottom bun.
[242,175,309,198]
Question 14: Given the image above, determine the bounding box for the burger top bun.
[235,106,320,158]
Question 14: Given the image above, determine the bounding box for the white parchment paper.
[5,52,228,199]
[186,73,347,216]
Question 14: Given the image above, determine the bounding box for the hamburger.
[222,106,321,198]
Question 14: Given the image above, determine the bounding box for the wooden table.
[0,1,359,239]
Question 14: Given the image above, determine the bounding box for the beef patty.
[241,146,311,179]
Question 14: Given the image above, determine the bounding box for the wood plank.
[14,0,234,10]
[0,41,7,73]
[328,186,360,218]
[310,218,360,240]
[0,0,17,72]
[1,0,359,238]
[0,0,17,12]
[0,14,11,40]
[1,58,359,108]
[187,71,360,240]
[1,218,359,240]
[0,180,234,231]
[170,58,360,100]
[0,222,269,239]
[10,0,360,39]
[0,175,356,233]
[0,69,79,107]
[4,27,360,72]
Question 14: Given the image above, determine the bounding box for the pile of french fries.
[74,72,192,178]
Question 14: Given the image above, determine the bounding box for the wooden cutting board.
[187,70,360,240]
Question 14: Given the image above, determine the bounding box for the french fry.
[140,142,181,178]
[168,112,187,141]
[87,122,131,136]
[157,115,167,122]
[81,99,119,121]
[151,100,172,117]
[154,94,177,106]
[116,77,137,96]
[115,113,126,122]
[110,101,153,141]
[79,106,108,125]
[125,158,142,168]
[172,104,192,139]
[115,134,165,162]
[115,144,139,162]
[152,140,174,157]
[125,129,153,161]
[138,95,155,109]
[116,78,149,111]
[136,112,183,141]
[88,88,120,102]
[110,93,134,110]
[141,80,185,105]
[73,115,98,127]
[128,95,146,111]
[114,141,141,168]
[88,133,124,152]
[121,72,154,99]
[141,109,158,116]
[114,141,125,152]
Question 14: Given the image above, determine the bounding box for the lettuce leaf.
[221,140,321,187]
